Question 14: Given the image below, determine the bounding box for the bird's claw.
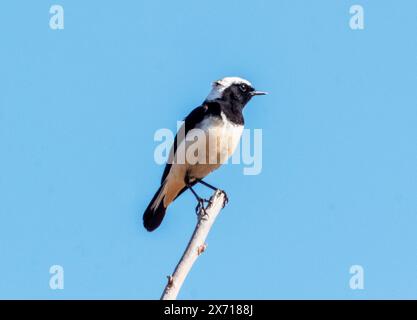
[199,208,210,221]
[220,190,229,208]
[204,198,213,207]
[195,198,210,220]
[195,201,202,215]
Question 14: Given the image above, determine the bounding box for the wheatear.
[143,77,267,231]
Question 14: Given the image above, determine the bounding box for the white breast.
[170,113,244,182]
[194,113,243,165]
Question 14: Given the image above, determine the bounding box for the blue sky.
[0,0,416,299]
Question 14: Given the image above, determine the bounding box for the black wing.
[160,102,221,184]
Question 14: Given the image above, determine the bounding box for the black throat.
[220,100,244,125]
[203,100,244,126]
[203,96,245,126]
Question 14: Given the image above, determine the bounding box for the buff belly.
[185,114,243,181]
[161,113,243,207]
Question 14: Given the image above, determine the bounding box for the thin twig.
[160,190,226,300]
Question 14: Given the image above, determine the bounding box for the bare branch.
[161,190,226,300]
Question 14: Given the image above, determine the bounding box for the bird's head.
[205,77,267,108]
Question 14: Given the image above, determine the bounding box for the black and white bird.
[143,77,267,231]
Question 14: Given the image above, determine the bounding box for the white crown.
[206,77,252,101]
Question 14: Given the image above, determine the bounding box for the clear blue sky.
[1,0,416,299]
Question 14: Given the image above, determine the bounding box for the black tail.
[143,185,167,232]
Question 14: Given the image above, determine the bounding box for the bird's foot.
[220,190,229,208]
[195,199,203,215]
[195,198,211,220]
[199,208,210,221]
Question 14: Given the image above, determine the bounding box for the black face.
[221,83,256,109]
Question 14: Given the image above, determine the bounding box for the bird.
[143,77,267,231]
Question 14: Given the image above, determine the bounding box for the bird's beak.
[251,90,268,96]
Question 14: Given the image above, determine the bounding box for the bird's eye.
[239,84,248,92]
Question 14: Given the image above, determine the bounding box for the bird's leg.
[187,184,210,219]
[196,179,229,208]
[196,179,217,191]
